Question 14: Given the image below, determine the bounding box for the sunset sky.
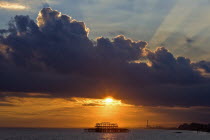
[0,0,210,128]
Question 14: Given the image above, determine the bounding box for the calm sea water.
[0,128,210,140]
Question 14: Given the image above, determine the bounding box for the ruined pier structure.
[85,122,129,133]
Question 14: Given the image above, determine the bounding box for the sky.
[1,0,210,61]
[0,0,210,128]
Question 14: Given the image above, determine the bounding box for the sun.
[105,98,113,104]
[103,97,122,105]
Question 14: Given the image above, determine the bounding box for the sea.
[0,128,210,140]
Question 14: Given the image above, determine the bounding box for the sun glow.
[103,97,122,106]
[105,98,113,104]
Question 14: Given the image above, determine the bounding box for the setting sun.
[105,98,113,104]
[103,97,122,106]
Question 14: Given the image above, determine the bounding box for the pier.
[84,122,129,133]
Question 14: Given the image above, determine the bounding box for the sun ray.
[149,0,197,47]
[177,5,210,41]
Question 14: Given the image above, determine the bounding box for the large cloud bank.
[0,8,210,107]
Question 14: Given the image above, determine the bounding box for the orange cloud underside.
[0,97,141,128]
[0,96,202,128]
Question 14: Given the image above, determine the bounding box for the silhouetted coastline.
[178,123,210,132]
[145,122,210,133]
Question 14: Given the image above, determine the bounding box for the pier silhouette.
[85,122,129,133]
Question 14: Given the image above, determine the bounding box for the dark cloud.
[0,103,15,106]
[145,106,210,123]
[146,47,202,84]
[0,8,210,107]
[193,60,210,73]
[0,92,50,98]
[96,35,147,63]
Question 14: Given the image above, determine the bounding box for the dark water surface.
[0,128,210,140]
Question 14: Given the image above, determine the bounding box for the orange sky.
[0,95,203,128]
